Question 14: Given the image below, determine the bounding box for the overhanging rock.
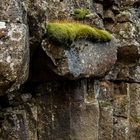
[42,39,117,79]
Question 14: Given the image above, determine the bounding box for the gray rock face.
[0,0,27,23]
[1,0,140,139]
[1,80,140,140]
[42,39,117,79]
[0,22,29,95]
[105,8,140,82]
[106,44,140,82]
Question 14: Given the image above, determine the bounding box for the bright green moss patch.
[74,9,90,20]
[46,22,112,45]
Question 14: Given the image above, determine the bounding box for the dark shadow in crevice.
[94,0,115,9]
[103,18,115,24]
[133,1,140,8]
[117,46,140,65]
[0,95,9,109]
[27,43,64,84]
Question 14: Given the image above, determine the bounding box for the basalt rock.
[1,0,140,139]
[42,39,117,79]
[0,0,27,23]
[0,22,29,95]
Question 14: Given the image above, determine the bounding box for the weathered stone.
[1,80,140,140]
[94,81,114,140]
[0,80,98,140]
[114,84,128,118]
[34,80,100,140]
[113,83,129,140]
[70,80,99,140]
[108,22,136,42]
[105,13,140,82]
[128,83,140,139]
[0,0,27,23]
[104,9,115,23]
[42,39,117,79]
[94,3,104,18]
[0,28,8,39]
[101,0,139,8]
[0,22,29,95]
[119,0,139,7]
[1,0,140,139]
[0,103,37,140]
[113,117,129,140]
[116,11,132,23]
[111,5,120,14]
[106,43,140,82]
[25,0,48,42]
[85,13,104,28]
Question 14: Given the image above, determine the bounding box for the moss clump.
[73,9,90,20]
[46,22,112,45]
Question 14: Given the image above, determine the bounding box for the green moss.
[46,22,112,45]
[74,9,90,20]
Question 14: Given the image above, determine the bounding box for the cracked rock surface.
[1,0,140,139]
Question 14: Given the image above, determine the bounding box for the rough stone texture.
[105,44,140,82]
[0,22,29,95]
[0,103,37,140]
[25,0,48,42]
[0,0,27,23]
[0,0,29,95]
[105,6,140,82]
[1,81,140,140]
[0,80,99,140]
[128,83,140,139]
[1,0,140,139]
[42,39,117,79]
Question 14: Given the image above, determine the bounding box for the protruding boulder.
[42,38,117,79]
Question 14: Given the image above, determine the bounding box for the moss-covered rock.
[46,22,112,45]
[73,9,90,20]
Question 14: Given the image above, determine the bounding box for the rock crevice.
[1,0,140,140]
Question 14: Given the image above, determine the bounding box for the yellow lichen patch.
[46,22,112,44]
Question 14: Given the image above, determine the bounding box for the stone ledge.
[42,39,117,79]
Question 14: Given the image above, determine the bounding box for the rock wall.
[0,0,140,140]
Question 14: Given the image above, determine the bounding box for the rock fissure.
[1,0,140,139]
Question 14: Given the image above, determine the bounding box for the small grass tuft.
[73,9,90,20]
[46,22,112,45]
